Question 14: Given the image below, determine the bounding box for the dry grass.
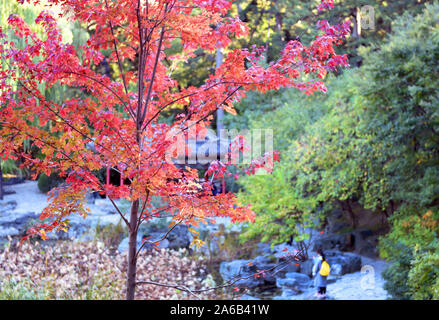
[0,240,216,300]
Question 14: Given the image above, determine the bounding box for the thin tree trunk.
[352,7,362,39]
[126,199,140,300]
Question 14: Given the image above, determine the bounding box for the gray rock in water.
[276,272,311,293]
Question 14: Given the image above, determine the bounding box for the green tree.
[237,3,439,289]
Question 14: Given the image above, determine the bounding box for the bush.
[381,242,413,300]
[37,172,63,193]
[94,219,127,251]
[0,279,51,300]
[380,208,439,299]
[407,241,439,300]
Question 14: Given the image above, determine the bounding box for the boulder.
[198,236,221,256]
[166,225,190,250]
[252,255,277,284]
[255,243,272,256]
[272,260,301,279]
[219,259,263,288]
[312,233,353,251]
[219,255,277,289]
[298,259,314,277]
[0,200,17,214]
[140,224,191,251]
[276,272,311,294]
[0,226,19,237]
[325,250,362,275]
[352,229,379,257]
[272,243,296,258]
[0,211,39,237]
[13,212,39,226]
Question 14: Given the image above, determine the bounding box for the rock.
[326,209,350,234]
[252,255,277,284]
[141,225,191,250]
[276,272,311,294]
[278,289,302,299]
[352,229,379,257]
[330,263,343,276]
[13,212,39,226]
[219,259,268,288]
[0,211,39,237]
[298,259,314,277]
[166,225,190,250]
[327,274,339,284]
[357,241,378,257]
[312,233,353,251]
[343,252,363,273]
[325,250,362,275]
[255,243,272,256]
[272,243,296,258]
[157,238,170,249]
[0,200,17,214]
[3,177,25,185]
[276,261,300,273]
[0,226,19,237]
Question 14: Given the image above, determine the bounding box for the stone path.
[3,180,49,214]
[286,256,390,300]
[1,181,124,239]
[325,256,390,300]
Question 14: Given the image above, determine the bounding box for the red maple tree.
[0,0,349,299]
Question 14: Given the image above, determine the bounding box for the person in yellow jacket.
[312,248,330,297]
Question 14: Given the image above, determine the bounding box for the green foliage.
[94,220,128,250]
[0,279,51,300]
[408,241,439,299]
[237,71,360,244]
[381,243,413,300]
[1,159,20,176]
[37,172,63,193]
[234,3,439,299]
